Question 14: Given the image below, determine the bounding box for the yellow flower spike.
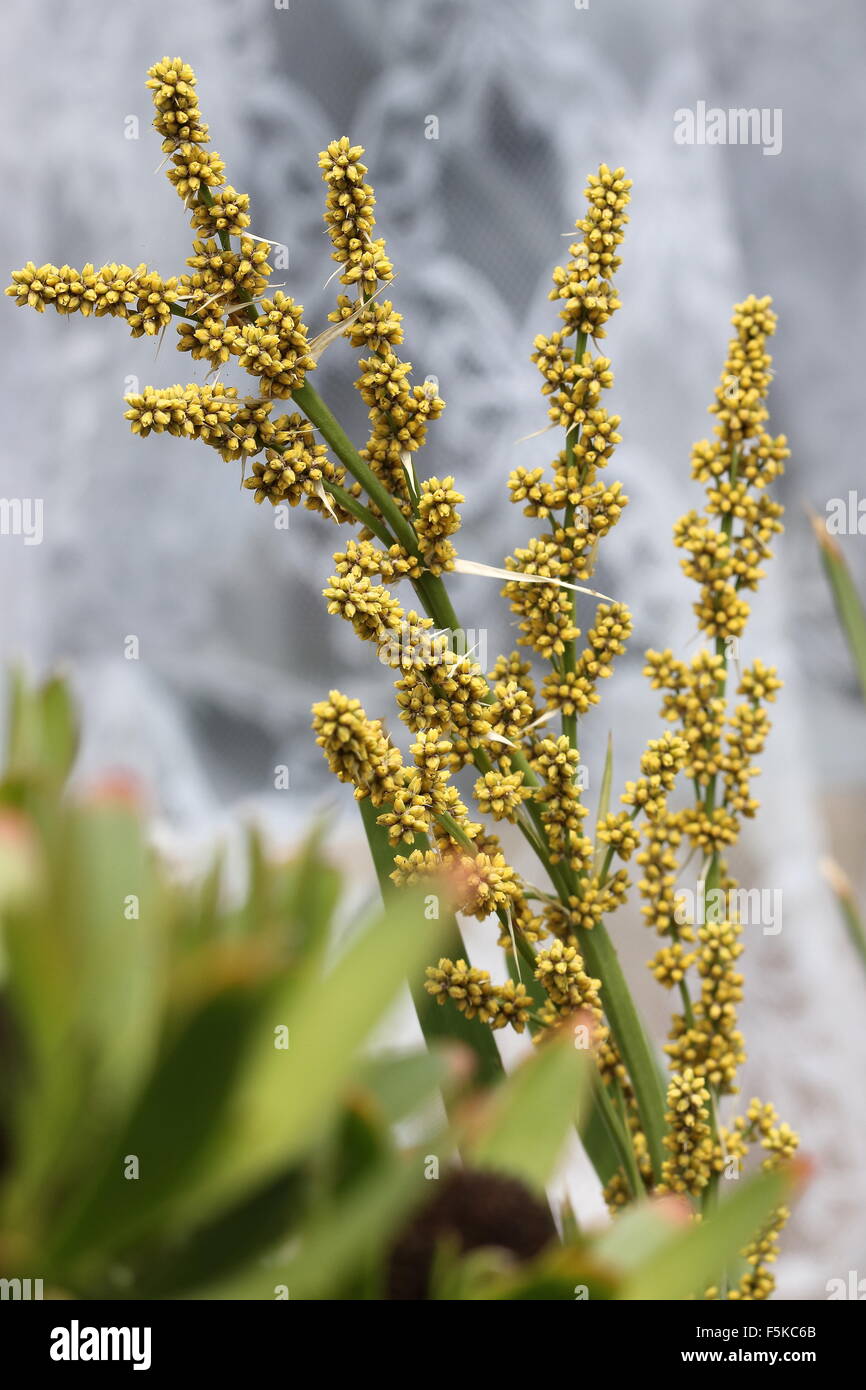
[243,428,338,510]
[531,735,589,865]
[318,138,380,282]
[392,847,519,923]
[122,382,238,441]
[549,164,632,340]
[328,294,404,352]
[184,236,272,308]
[597,810,639,861]
[317,136,445,521]
[235,292,315,397]
[737,659,783,704]
[487,676,536,744]
[375,767,432,846]
[424,959,530,1033]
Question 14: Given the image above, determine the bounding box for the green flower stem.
[575,919,667,1180]
[580,1087,626,1189]
[435,809,537,974]
[561,328,588,747]
[664,443,743,1222]
[609,1075,646,1197]
[292,381,422,561]
[678,980,696,1030]
[693,450,741,1222]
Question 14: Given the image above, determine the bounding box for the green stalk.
[702,447,739,875]
[598,1073,645,1199]
[197,184,232,255]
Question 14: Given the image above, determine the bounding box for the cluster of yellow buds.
[318,138,445,513]
[629,297,797,1295]
[426,958,531,1032]
[6,56,333,521]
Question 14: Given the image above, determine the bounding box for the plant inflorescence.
[6,57,799,1299]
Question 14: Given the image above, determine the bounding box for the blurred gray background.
[2,0,865,1297]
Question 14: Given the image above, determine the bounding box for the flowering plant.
[7,57,799,1298]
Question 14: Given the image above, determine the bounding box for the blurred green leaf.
[125,1164,308,1300]
[2,795,163,1237]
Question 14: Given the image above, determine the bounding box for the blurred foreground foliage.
[0,674,796,1300]
[814,522,866,971]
